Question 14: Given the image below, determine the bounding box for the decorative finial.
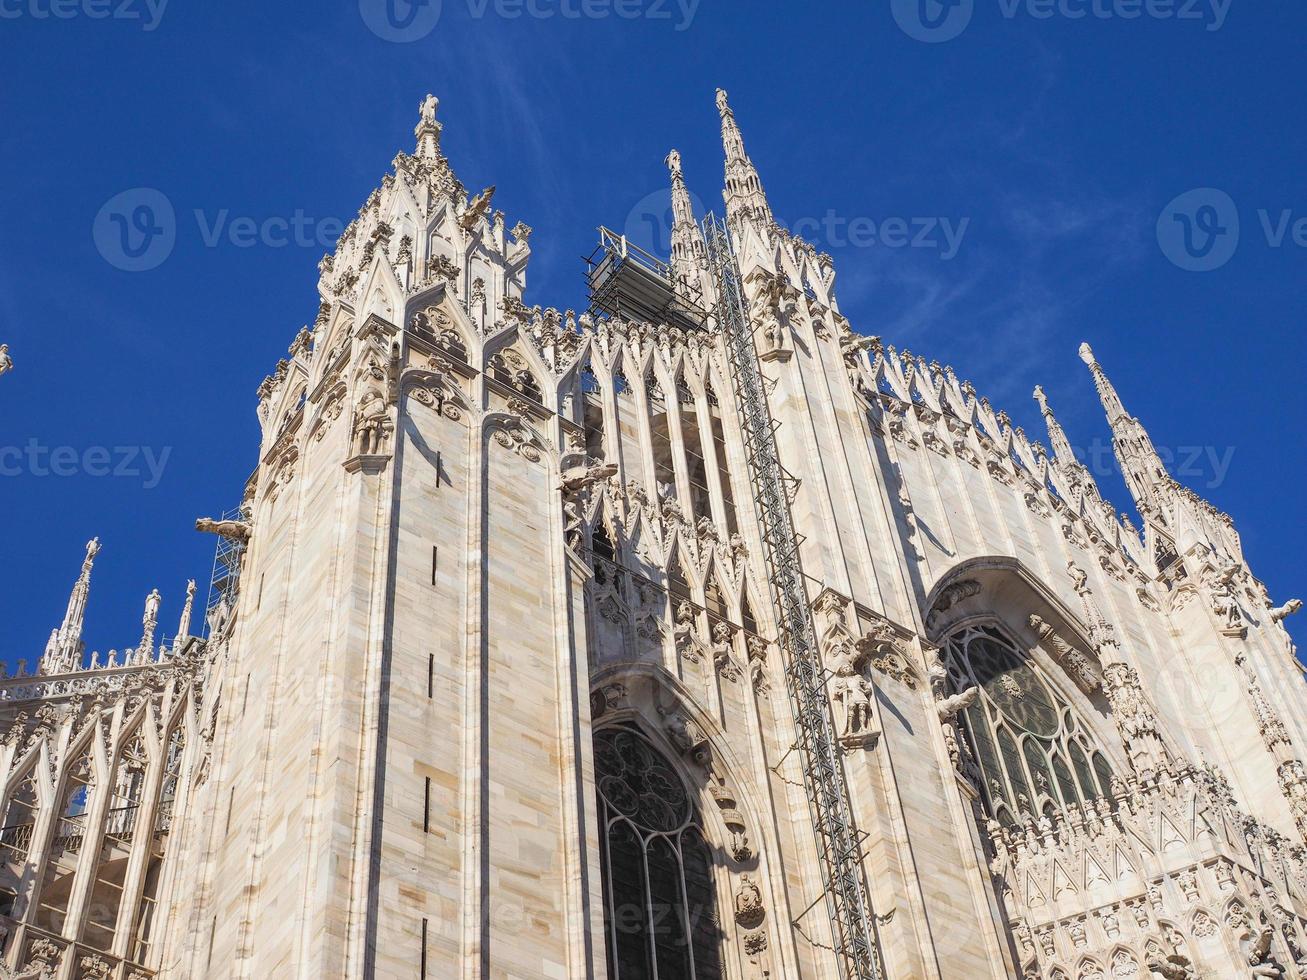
[715,88,730,115]
[665,149,683,177]
[1078,342,1096,366]
[1032,385,1049,412]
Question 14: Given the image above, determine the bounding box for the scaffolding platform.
[585,227,707,331]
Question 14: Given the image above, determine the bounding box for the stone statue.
[710,622,740,681]
[0,343,12,377]
[1068,560,1089,596]
[832,659,876,745]
[673,602,701,664]
[353,385,391,456]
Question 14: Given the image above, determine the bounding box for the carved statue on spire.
[138,589,161,663]
[0,343,12,377]
[420,93,438,125]
[176,580,197,642]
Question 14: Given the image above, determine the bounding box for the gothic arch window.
[594,725,723,980]
[943,623,1115,825]
[0,770,40,866]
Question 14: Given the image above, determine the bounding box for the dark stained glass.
[594,726,722,980]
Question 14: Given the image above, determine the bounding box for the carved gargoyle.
[560,461,618,495]
[1271,599,1302,623]
[195,517,252,543]
[459,185,496,230]
[936,687,978,722]
[1145,953,1194,979]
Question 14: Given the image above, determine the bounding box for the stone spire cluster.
[1074,342,1241,565]
[36,540,192,676]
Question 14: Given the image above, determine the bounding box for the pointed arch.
[593,724,723,980]
[644,365,678,500]
[33,725,99,936]
[666,545,695,610]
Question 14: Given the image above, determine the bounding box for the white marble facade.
[0,91,1304,980]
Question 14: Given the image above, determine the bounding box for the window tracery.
[595,725,723,980]
[944,623,1115,825]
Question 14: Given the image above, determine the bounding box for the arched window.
[594,726,723,980]
[943,624,1115,826]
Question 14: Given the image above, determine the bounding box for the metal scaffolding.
[585,227,707,332]
[203,506,245,638]
[703,213,884,980]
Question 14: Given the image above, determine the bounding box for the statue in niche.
[353,384,391,456]
[831,656,877,748]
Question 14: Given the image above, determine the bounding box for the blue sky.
[0,1,1303,665]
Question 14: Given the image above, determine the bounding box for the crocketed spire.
[716,89,773,229]
[1033,384,1078,469]
[41,538,100,674]
[665,149,708,299]
[1078,342,1171,522]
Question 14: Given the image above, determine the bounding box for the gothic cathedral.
[1,91,1304,980]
